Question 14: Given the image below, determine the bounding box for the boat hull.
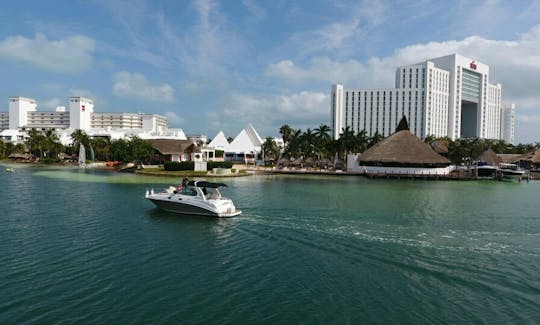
[146,195,241,217]
[476,166,497,178]
[500,170,526,180]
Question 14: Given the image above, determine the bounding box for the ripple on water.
[1,170,540,323]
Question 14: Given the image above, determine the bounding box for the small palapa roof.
[518,148,540,164]
[149,139,201,155]
[358,130,451,167]
[497,154,522,164]
[476,148,502,166]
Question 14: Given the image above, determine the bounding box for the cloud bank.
[0,33,95,74]
[112,71,175,103]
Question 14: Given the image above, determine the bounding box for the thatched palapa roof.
[358,130,451,167]
[148,139,201,155]
[476,148,502,166]
[518,148,540,164]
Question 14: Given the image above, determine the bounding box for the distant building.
[331,53,514,141]
[0,96,183,145]
[500,104,515,144]
[206,124,263,163]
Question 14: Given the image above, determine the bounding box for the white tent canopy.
[227,124,262,154]
[208,130,230,151]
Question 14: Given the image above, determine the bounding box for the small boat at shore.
[5,167,15,172]
[473,161,497,178]
[145,180,242,217]
[498,163,526,181]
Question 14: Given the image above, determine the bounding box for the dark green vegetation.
[0,126,538,166]
[0,129,154,163]
[274,123,538,165]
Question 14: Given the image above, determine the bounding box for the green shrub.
[207,161,233,169]
[164,161,195,171]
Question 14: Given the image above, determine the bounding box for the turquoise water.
[1,166,539,323]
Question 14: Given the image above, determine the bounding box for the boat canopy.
[188,181,228,188]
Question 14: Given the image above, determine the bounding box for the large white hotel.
[331,53,515,144]
[0,96,186,144]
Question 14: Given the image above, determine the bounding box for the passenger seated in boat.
[174,184,183,194]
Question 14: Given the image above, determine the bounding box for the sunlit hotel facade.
[331,54,515,144]
[0,96,184,145]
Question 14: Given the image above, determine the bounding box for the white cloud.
[156,0,246,77]
[69,88,96,99]
[39,97,64,110]
[214,91,329,136]
[266,24,540,142]
[165,111,184,126]
[112,71,175,103]
[0,33,94,74]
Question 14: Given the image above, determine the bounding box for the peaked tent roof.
[208,130,230,151]
[227,124,263,153]
[245,123,263,147]
[358,130,451,167]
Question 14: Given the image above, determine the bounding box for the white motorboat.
[474,161,497,178]
[498,163,526,180]
[145,180,242,217]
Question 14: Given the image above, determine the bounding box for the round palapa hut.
[357,116,451,168]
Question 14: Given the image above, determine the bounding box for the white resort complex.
[331,53,515,144]
[0,95,269,163]
[0,96,185,145]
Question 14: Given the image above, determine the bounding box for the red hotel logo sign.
[470,61,477,70]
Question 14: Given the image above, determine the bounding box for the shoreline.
[2,159,535,181]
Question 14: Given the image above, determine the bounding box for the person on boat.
[181,177,189,194]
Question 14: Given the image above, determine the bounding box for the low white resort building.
[207,124,264,163]
[331,53,516,144]
[0,95,270,164]
[0,96,186,145]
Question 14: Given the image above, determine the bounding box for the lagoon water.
[1,165,539,323]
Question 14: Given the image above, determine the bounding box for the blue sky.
[0,0,539,143]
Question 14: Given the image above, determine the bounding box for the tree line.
[0,129,154,163]
[260,124,539,165]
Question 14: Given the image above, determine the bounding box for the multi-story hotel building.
[500,104,515,145]
[331,53,515,143]
[0,96,179,144]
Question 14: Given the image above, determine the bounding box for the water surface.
[1,166,539,323]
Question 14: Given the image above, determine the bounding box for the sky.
[0,0,539,143]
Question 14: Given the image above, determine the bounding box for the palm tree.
[279,124,294,148]
[71,129,90,150]
[368,131,383,148]
[262,137,279,163]
[284,128,302,159]
[26,129,46,159]
[314,124,331,143]
[0,140,7,158]
[314,124,331,160]
[43,129,62,159]
[303,129,317,158]
[339,126,356,158]
[90,137,111,161]
[355,129,369,153]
